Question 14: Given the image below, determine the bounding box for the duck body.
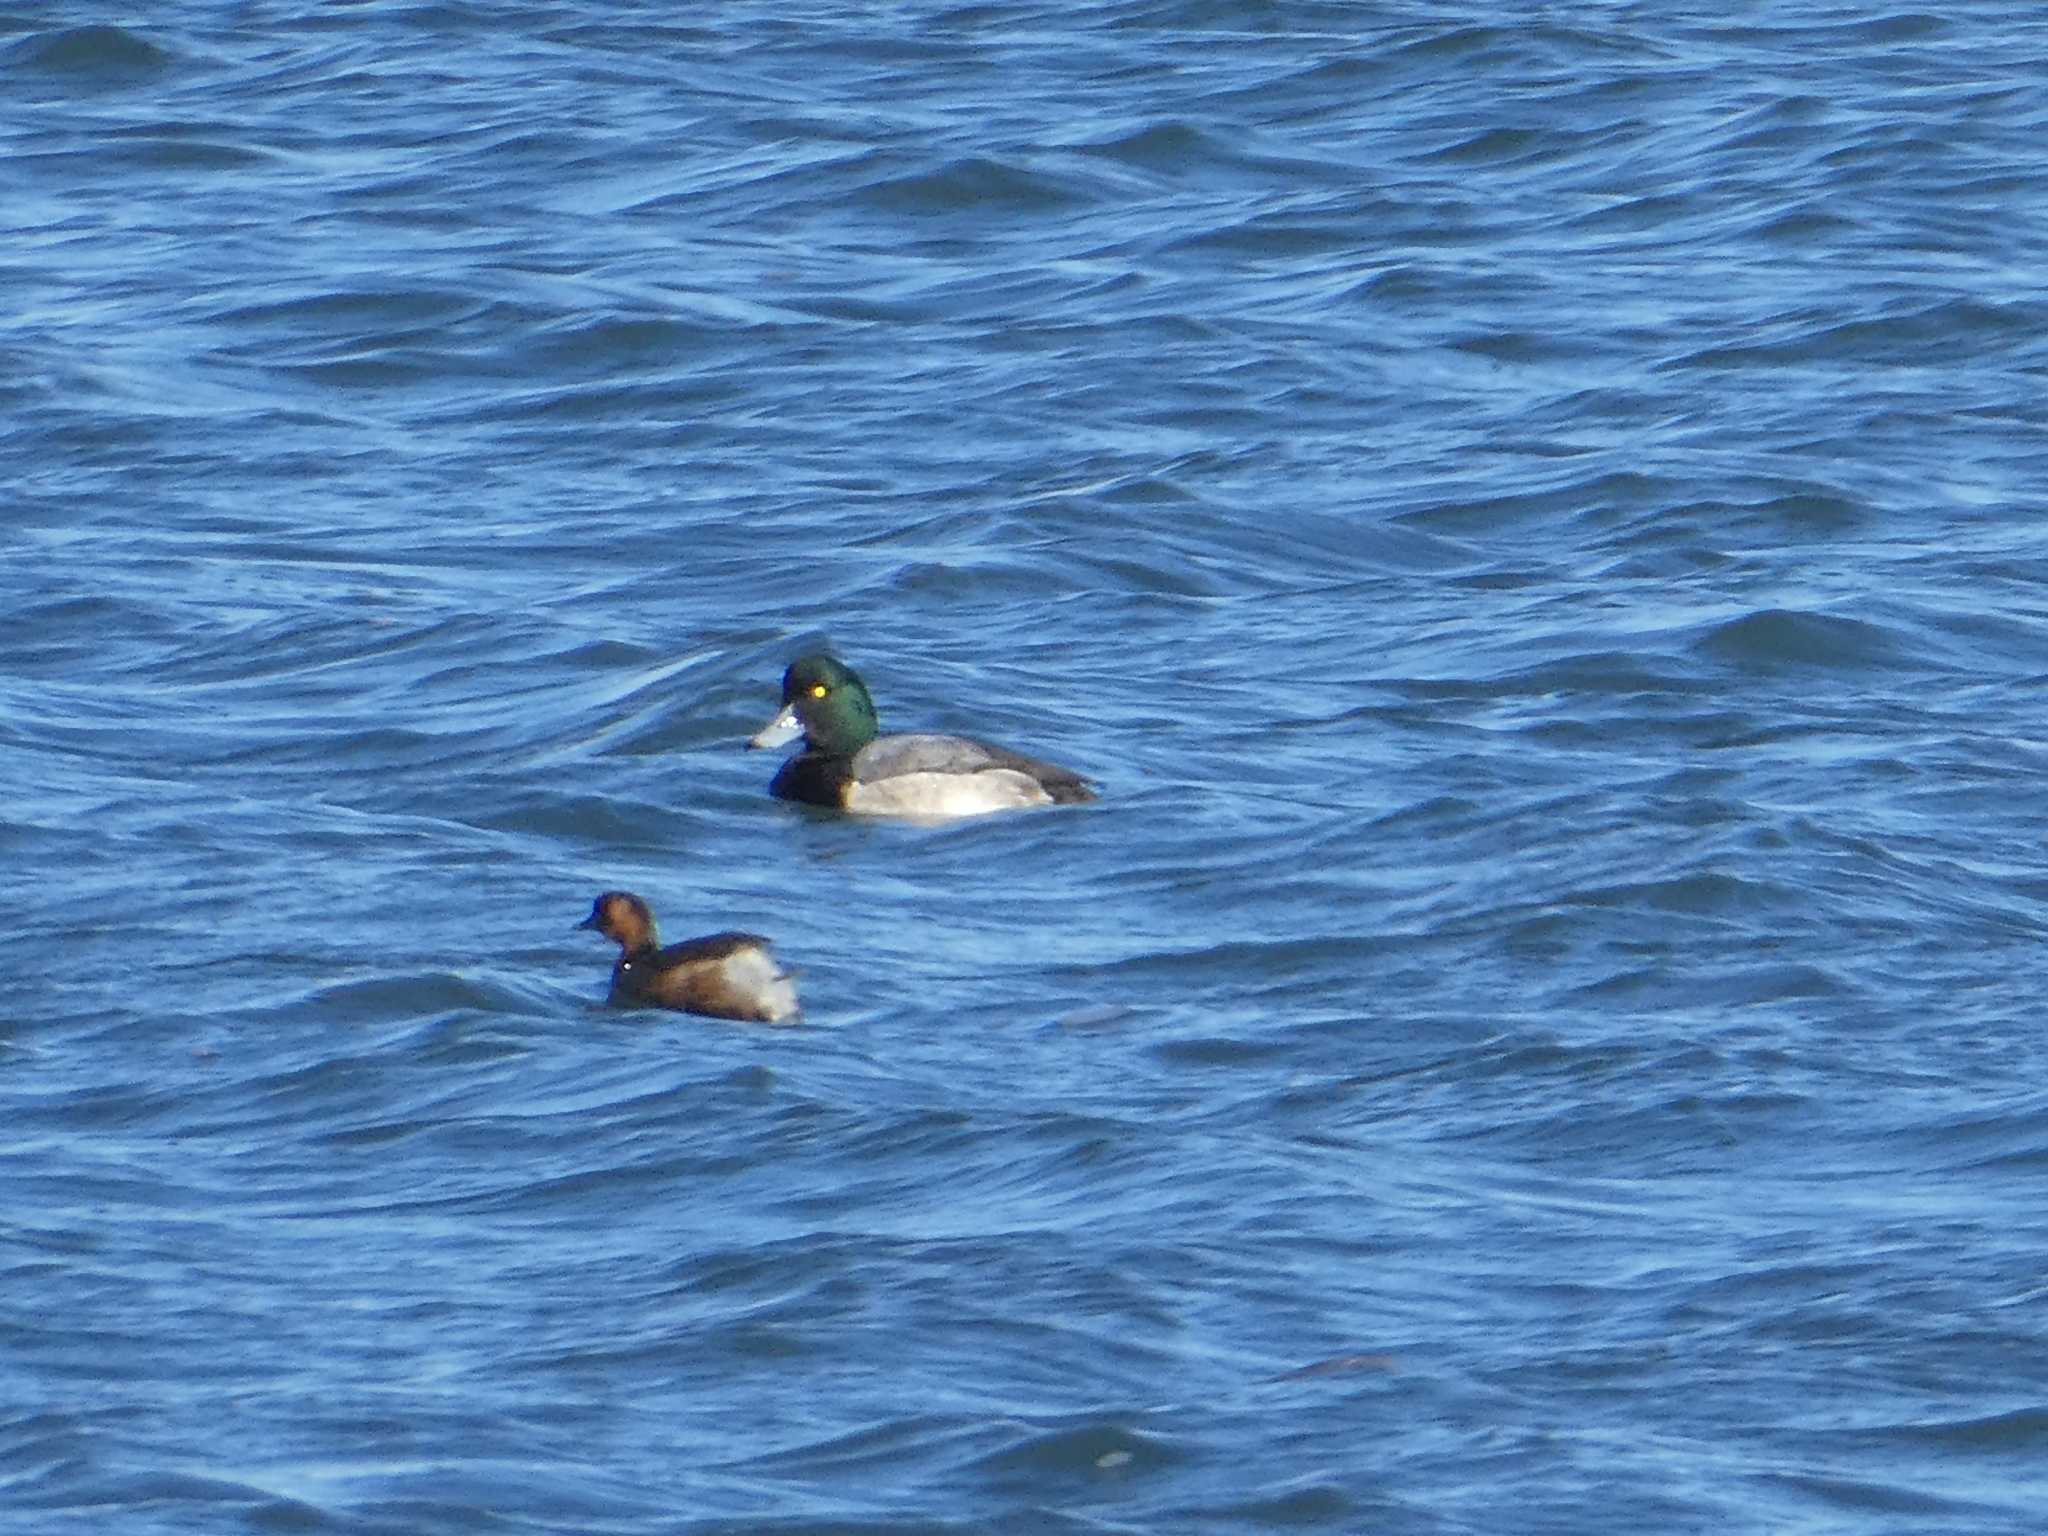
[750,655,1095,819]
[579,892,799,1024]
[770,731,1094,816]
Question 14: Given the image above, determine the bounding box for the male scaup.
[747,653,1095,819]
[578,891,799,1023]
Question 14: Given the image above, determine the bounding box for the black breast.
[769,751,853,807]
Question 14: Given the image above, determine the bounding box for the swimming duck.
[748,653,1096,818]
[578,891,799,1023]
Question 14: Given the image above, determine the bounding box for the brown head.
[577,890,657,952]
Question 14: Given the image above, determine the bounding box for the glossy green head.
[751,653,879,756]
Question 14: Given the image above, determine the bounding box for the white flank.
[726,947,800,1023]
[843,770,1053,820]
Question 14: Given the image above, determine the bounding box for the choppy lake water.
[8,4,2048,1532]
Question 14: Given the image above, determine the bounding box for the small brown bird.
[577,891,799,1023]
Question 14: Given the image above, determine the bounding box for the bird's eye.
[810,684,829,699]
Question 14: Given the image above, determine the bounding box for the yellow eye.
[810,684,828,699]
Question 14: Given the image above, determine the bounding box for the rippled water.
[8,4,2048,1532]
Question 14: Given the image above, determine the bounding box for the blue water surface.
[6,3,2048,1532]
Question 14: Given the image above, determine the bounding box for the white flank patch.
[843,770,1053,820]
[724,947,800,1023]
